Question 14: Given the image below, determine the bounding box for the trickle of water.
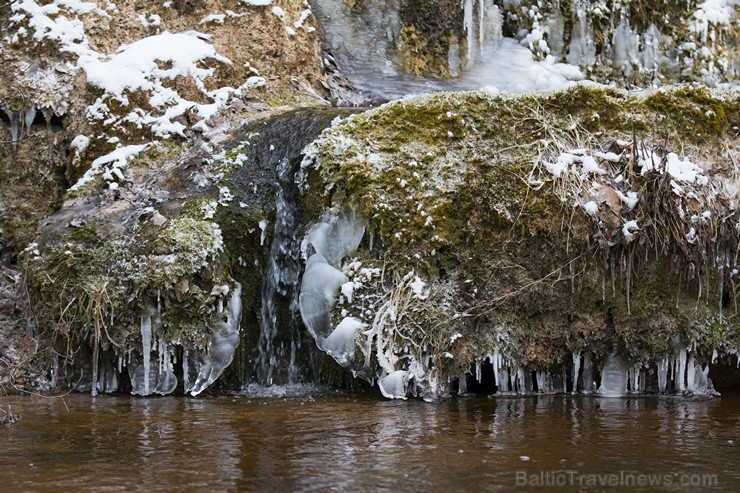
[249,109,356,387]
[257,157,303,386]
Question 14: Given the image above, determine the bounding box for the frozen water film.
[299,210,366,354]
[190,283,242,396]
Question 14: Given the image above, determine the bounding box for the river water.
[2,390,739,492]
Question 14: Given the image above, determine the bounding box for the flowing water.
[2,390,739,492]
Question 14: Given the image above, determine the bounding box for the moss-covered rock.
[302,84,740,397]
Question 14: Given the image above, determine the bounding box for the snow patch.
[70,144,148,191]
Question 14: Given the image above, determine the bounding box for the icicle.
[458,374,468,394]
[515,367,525,393]
[566,0,596,67]
[9,111,20,148]
[657,358,669,392]
[475,359,482,383]
[562,365,567,394]
[686,353,696,392]
[288,339,297,385]
[24,105,35,136]
[625,257,632,315]
[182,349,190,393]
[50,356,59,389]
[572,351,581,393]
[141,315,152,395]
[676,348,687,392]
[641,24,662,74]
[536,371,546,393]
[612,19,638,81]
[631,366,640,393]
[718,265,724,320]
[91,324,100,397]
[463,0,475,69]
[491,352,500,387]
[159,338,166,375]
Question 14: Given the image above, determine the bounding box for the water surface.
[2,391,738,492]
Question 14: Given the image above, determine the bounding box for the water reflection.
[1,393,738,492]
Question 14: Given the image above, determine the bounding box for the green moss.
[643,85,737,142]
[305,85,740,382]
[24,203,229,359]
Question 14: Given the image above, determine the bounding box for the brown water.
[2,390,739,492]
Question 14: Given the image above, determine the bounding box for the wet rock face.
[0,0,332,394]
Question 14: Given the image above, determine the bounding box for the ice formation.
[311,0,582,99]
[299,210,366,349]
[299,253,348,343]
[378,370,409,399]
[654,342,718,396]
[597,352,629,397]
[190,283,242,396]
[129,314,178,396]
[321,317,367,367]
[572,351,581,392]
[1,105,40,148]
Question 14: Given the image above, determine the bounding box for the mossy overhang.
[304,84,740,371]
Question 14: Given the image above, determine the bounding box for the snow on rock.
[617,190,639,212]
[70,134,90,152]
[582,200,599,217]
[10,0,102,51]
[245,76,267,88]
[544,151,607,179]
[544,152,576,177]
[8,1,239,140]
[70,144,148,191]
[340,281,354,303]
[200,13,227,24]
[80,31,232,137]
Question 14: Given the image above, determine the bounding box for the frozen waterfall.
[299,210,366,367]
